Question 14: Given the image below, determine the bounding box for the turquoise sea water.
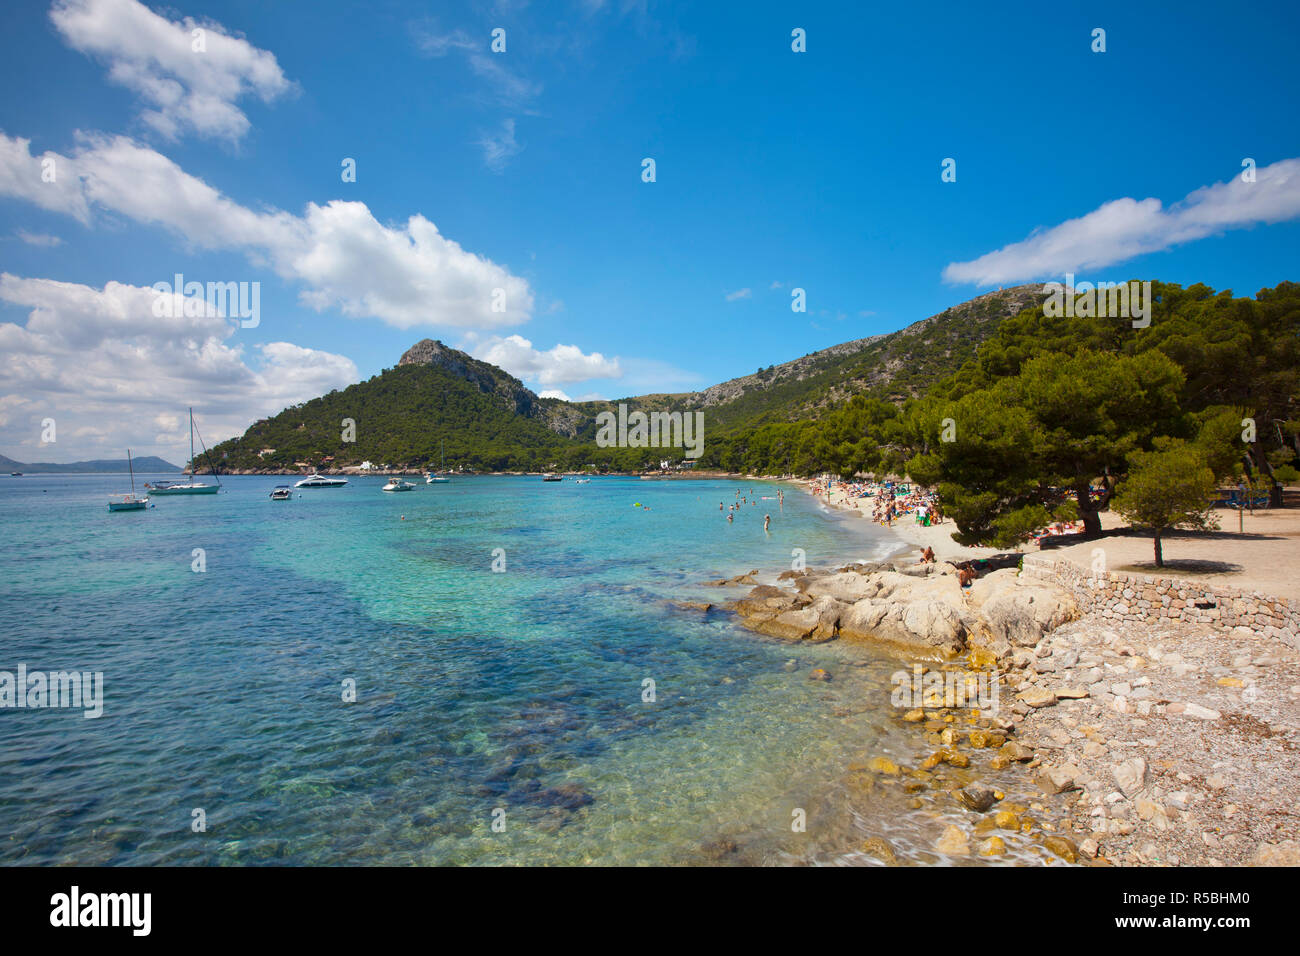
[0,473,947,866]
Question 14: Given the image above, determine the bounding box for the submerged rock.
[867,756,902,775]
[520,781,594,811]
[958,786,999,813]
[860,836,898,864]
[700,838,739,860]
[1040,834,1079,863]
[935,824,970,856]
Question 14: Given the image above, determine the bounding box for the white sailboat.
[108,449,149,512]
[146,408,220,495]
[426,440,451,482]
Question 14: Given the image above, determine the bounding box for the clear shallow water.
[0,473,944,866]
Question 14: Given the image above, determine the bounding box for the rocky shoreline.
[710,554,1300,866]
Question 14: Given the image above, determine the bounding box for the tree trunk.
[1076,482,1102,537]
[1153,529,1163,568]
[1247,442,1284,507]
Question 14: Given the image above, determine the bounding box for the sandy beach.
[804,479,1003,563]
[803,479,1300,602]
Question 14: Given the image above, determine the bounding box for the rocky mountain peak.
[398,338,539,416]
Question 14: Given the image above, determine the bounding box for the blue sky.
[2,0,1299,461]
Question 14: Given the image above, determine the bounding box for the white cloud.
[412,27,476,57]
[724,287,752,301]
[0,134,91,222]
[0,132,533,330]
[538,388,570,401]
[50,0,294,143]
[464,333,621,385]
[16,230,63,247]
[411,23,542,111]
[478,118,521,172]
[0,273,356,462]
[943,158,1300,285]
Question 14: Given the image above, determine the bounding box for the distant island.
[0,452,181,474]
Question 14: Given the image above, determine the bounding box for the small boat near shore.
[382,478,415,492]
[542,473,563,482]
[108,449,149,512]
[269,485,293,500]
[295,474,348,488]
[426,440,451,482]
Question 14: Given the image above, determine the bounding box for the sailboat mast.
[189,407,195,480]
[127,448,136,494]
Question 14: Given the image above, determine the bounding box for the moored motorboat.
[295,474,348,488]
[382,478,415,492]
[147,479,219,495]
[542,473,563,482]
[269,485,293,500]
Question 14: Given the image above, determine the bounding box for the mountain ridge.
[0,452,181,474]
[199,284,1051,472]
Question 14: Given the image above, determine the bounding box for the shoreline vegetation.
[698,477,1300,866]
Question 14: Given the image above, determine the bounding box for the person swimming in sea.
[727,512,734,524]
[763,514,770,532]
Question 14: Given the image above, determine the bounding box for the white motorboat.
[382,478,415,492]
[295,474,348,488]
[542,473,563,482]
[269,485,293,500]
